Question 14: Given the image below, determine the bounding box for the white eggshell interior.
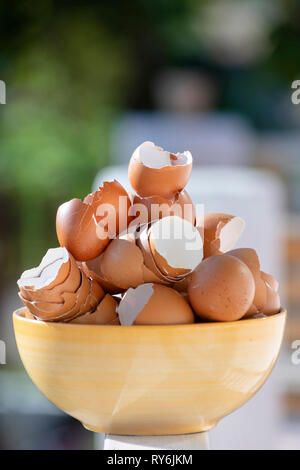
[117,283,154,326]
[149,216,203,270]
[136,141,192,169]
[219,217,245,253]
[17,247,69,290]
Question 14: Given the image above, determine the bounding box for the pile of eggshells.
[17,141,281,325]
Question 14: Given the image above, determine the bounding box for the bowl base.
[82,421,217,436]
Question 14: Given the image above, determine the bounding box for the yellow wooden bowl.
[13,307,286,435]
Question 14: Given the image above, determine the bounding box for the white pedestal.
[98,433,210,450]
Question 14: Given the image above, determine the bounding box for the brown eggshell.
[118,283,194,325]
[20,270,91,322]
[188,254,255,322]
[23,309,36,320]
[84,180,133,237]
[20,253,81,303]
[128,142,192,199]
[42,256,71,291]
[81,255,125,294]
[56,198,108,261]
[172,276,190,294]
[100,235,144,289]
[227,248,267,315]
[18,247,71,292]
[263,283,281,316]
[261,271,279,292]
[203,213,245,258]
[71,294,119,325]
[132,189,195,226]
[141,264,170,285]
[136,225,173,282]
[75,277,105,319]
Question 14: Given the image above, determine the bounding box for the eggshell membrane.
[203,213,245,258]
[148,217,203,279]
[71,294,118,325]
[100,236,144,289]
[149,241,190,278]
[132,189,195,225]
[20,253,81,303]
[84,180,133,237]
[56,198,108,261]
[188,254,255,322]
[227,248,267,315]
[263,283,281,316]
[118,283,194,325]
[261,271,279,292]
[128,142,192,199]
[18,247,71,291]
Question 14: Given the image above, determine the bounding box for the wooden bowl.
[13,307,286,435]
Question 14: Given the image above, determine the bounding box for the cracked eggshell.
[71,294,119,325]
[188,254,255,322]
[20,270,91,322]
[132,189,195,226]
[128,141,192,199]
[227,248,267,316]
[19,251,81,303]
[100,234,144,290]
[203,213,245,258]
[56,181,133,261]
[117,283,194,325]
[148,216,203,279]
[18,247,71,292]
[18,247,105,322]
[84,180,133,237]
[136,224,172,283]
[56,198,107,261]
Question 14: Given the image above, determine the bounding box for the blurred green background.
[1,0,300,450]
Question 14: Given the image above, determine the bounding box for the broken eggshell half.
[128,141,192,199]
[56,180,133,261]
[117,283,194,325]
[202,213,245,258]
[18,247,104,322]
[131,189,196,227]
[148,216,203,279]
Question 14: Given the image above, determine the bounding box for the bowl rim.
[13,306,287,331]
